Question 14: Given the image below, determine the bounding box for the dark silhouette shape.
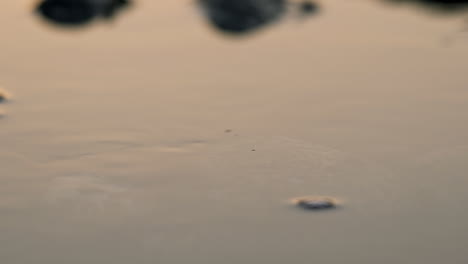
[198,0,319,34]
[36,0,131,27]
[299,1,319,14]
[383,0,468,12]
[198,0,287,33]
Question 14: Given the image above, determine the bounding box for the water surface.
[1,0,468,263]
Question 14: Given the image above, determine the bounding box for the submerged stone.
[292,196,339,210]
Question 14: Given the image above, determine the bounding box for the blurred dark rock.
[299,1,319,14]
[199,0,320,34]
[36,0,131,27]
[198,0,287,33]
[384,0,468,12]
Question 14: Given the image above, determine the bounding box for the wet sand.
[1,0,468,263]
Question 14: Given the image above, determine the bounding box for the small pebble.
[291,196,339,211]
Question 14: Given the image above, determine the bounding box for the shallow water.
[1,0,468,263]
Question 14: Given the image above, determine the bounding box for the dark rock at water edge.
[36,0,131,26]
[198,0,287,33]
[384,0,468,12]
